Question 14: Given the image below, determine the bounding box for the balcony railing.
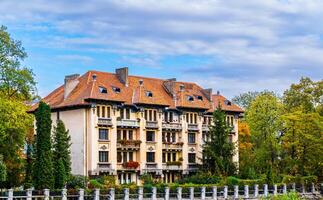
[117,119,140,128]
[146,121,159,129]
[187,163,199,171]
[97,162,111,172]
[117,140,141,150]
[162,163,182,170]
[187,124,199,131]
[117,161,140,170]
[202,124,209,131]
[98,118,113,126]
[162,142,183,150]
[162,122,182,131]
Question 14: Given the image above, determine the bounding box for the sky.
[0,0,322,99]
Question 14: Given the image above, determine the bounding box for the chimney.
[92,74,97,81]
[179,84,185,92]
[217,90,220,95]
[116,67,128,86]
[64,74,80,99]
[139,79,144,86]
[201,88,212,101]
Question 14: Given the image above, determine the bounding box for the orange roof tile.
[210,94,244,113]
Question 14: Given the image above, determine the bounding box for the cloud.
[0,0,322,98]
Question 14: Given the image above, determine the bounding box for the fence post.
[138,187,143,200]
[273,184,277,196]
[212,186,217,200]
[110,188,115,200]
[201,187,206,200]
[62,188,67,200]
[292,183,296,192]
[124,188,129,200]
[244,185,249,198]
[234,185,239,199]
[311,183,315,193]
[283,184,287,194]
[78,189,84,200]
[254,184,259,197]
[189,187,194,200]
[264,184,268,197]
[44,189,50,200]
[94,188,100,200]
[302,184,305,194]
[8,189,13,200]
[165,187,170,200]
[177,187,182,200]
[26,188,33,200]
[152,187,157,200]
[224,186,228,199]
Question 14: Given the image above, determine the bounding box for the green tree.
[281,111,323,176]
[203,105,236,176]
[0,25,36,101]
[0,155,6,183]
[24,141,33,188]
[232,91,260,110]
[246,93,283,183]
[33,101,54,189]
[53,120,71,188]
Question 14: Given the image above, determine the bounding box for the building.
[30,67,243,184]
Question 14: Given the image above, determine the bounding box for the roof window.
[195,95,203,101]
[187,95,194,102]
[112,86,121,93]
[145,91,153,97]
[99,86,107,94]
[224,100,232,106]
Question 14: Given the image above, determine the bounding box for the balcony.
[162,142,183,151]
[162,122,182,131]
[117,119,140,128]
[117,140,141,150]
[98,118,113,126]
[162,162,182,171]
[117,161,140,171]
[142,163,162,175]
[187,124,199,131]
[146,121,159,129]
[187,163,199,171]
[202,124,209,132]
[97,162,112,172]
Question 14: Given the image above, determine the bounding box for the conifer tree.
[33,101,54,189]
[203,104,236,176]
[53,119,71,188]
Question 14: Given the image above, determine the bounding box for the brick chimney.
[201,88,212,101]
[64,74,80,99]
[116,67,128,86]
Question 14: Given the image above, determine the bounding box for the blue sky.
[1,0,322,99]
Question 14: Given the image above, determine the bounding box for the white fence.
[0,183,322,200]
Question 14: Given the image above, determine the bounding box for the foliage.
[117,139,142,145]
[232,91,261,109]
[0,25,36,101]
[66,175,88,189]
[24,142,33,188]
[33,101,54,189]
[122,161,140,169]
[262,192,300,200]
[176,172,220,184]
[53,120,72,188]
[203,105,236,176]
[0,155,6,182]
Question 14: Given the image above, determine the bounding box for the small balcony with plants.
[117,139,141,150]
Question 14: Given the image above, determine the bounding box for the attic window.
[195,95,203,101]
[145,91,153,97]
[224,100,232,106]
[99,86,107,94]
[112,86,121,93]
[187,95,194,102]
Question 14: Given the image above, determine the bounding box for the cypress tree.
[53,119,71,188]
[203,104,236,176]
[33,101,54,189]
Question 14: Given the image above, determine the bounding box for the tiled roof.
[210,94,244,113]
[29,69,243,113]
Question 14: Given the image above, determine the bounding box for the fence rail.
[1,183,322,200]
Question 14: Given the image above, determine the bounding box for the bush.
[226,176,239,186]
[88,179,103,189]
[176,172,220,184]
[301,176,317,184]
[66,175,88,189]
[96,175,116,188]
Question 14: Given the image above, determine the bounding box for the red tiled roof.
[210,94,244,113]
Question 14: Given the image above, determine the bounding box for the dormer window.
[224,100,232,106]
[99,86,107,94]
[145,91,153,97]
[195,95,203,101]
[187,95,194,102]
[112,86,121,93]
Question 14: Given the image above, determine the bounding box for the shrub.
[301,176,317,184]
[66,175,88,189]
[96,175,116,188]
[176,172,220,184]
[88,179,103,189]
[226,176,239,186]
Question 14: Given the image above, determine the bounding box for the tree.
[232,91,260,110]
[203,105,236,176]
[0,155,6,183]
[53,120,71,188]
[33,101,54,189]
[24,130,34,188]
[246,93,283,183]
[0,25,36,101]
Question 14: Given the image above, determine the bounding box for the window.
[129,152,133,161]
[99,151,109,162]
[99,86,107,94]
[128,130,133,140]
[145,91,153,97]
[172,153,176,161]
[187,95,194,102]
[171,132,176,143]
[120,108,131,119]
[145,109,157,121]
[146,131,155,142]
[167,153,171,162]
[112,86,121,93]
[188,132,196,144]
[117,130,121,140]
[117,152,122,163]
[188,153,196,163]
[162,153,166,163]
[196,95,203,101]
[99,129,109,140]
[224,100,232,106]
[147,152,155,162]
[97,105,111,118]
[186,112,197,124]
